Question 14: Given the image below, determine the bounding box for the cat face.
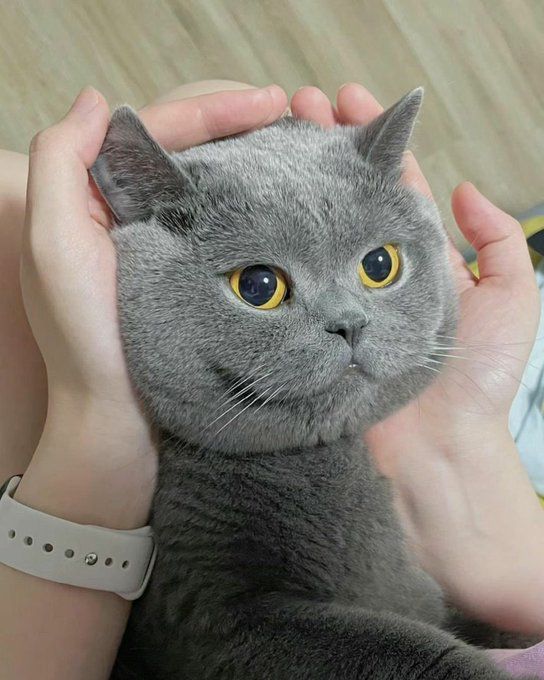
[92,90,458,453]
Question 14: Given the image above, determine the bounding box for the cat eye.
[358,244,401,289]
[229,265,288,309]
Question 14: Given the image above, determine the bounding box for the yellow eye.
[358,244,401,288]
[229,265,288,309]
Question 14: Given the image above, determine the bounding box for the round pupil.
[362,247,392,282]
[239,266,277,306]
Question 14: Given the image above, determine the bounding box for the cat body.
[116,436,444,678]
[92,92,528,678]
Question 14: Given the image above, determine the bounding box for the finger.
[290,86,337,128]
[151,79,255,104]
[25,87,110,243]
[336,82,383,124]
[451,182,535,283]
[336,83,433,199]
[447,239,479,290]
[138,85,288,151]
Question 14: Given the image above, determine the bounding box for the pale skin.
[0,79,542,679]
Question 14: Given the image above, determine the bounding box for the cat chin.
[156,376,378,454]
[151,358,444,454]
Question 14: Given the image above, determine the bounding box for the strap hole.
[8,529,15,538]
[105,557,113,566]
[23,536,33,546]
[65,549,74,558]
[43,543,53,553]
[122,560,130,569]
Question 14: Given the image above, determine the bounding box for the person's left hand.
[17,84,288,529]
[290,83,544,635]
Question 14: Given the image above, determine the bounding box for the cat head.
[92,89,458,454]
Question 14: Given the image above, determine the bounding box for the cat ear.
[356,87,423,178]
[91,106,192,225]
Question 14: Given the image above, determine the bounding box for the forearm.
[0,394,157,680]
[389,421,544,635]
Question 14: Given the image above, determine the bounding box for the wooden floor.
[0,0,543,245]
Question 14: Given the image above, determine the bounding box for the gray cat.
[91,90,531,679]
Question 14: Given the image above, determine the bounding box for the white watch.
[0,475,156,600]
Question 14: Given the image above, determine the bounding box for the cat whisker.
[204,373,273,432]
[220,363,265,399]
[430,351,473,360]
[211,364,266,412]
[429,351,531,391]
[415,362,441,374]
[425,356,446,365]
[213,385,277,439]
[469,344,541,371]
[251,383,286,416]
[433,341,541,371]
[418,355,496,408]
[435,333,544,347]
[416,359,498,414]
[213,371,273,414]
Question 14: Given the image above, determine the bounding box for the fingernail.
[254,85,282,112]
[70,86,99,116]
[338,82,361,92]
[247,85,273,103]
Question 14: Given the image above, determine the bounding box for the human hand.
[290,83,544,635]
[17,84,288,528]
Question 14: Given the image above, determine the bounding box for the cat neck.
[151,432,404,603]
[157,431,370,489]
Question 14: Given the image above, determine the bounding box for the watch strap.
[0,476,156,600]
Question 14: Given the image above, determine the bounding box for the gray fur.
[91,91,528,679]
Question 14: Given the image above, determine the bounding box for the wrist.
[13,390,157,530]
[446,543,544,637]
[383,411,544,634]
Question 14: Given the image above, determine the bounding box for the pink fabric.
[489,641,544,677]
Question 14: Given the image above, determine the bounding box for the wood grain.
[1,0,542,244]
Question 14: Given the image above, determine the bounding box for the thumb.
[451,182,534,284]
[24,87,110,247]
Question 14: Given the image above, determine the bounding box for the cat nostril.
[325,318,368,337]
[325,325,353,348]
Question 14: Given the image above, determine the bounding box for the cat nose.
[325,313,369,347]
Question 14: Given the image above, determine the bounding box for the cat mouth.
[212,361,371,413]
[342,360,371,380]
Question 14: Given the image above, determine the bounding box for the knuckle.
[504,214,524,234]
[29,124,63,156]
